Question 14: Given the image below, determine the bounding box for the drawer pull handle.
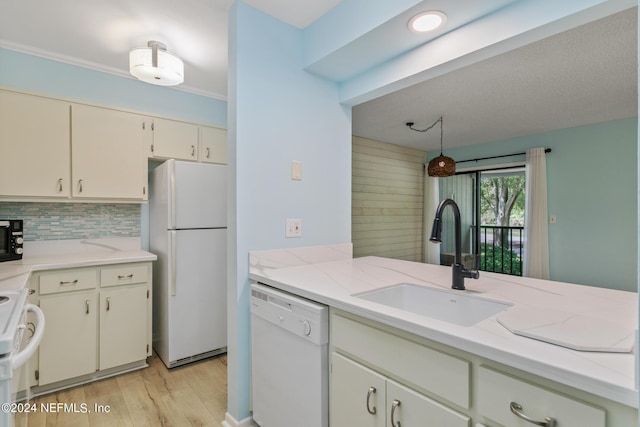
[118,274,134,280]
[510,402,556,427]
[106,297,111,311]
[365,386,377,415]
[206,147,211,158]
[59,280,78,286]
[390,399,401,427]
[85,300,90,314]
[57,178,63,192]
[191,145,196,157]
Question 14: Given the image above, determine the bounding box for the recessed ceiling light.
[408,11,447,33]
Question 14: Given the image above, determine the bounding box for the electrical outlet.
[286,219,302,237]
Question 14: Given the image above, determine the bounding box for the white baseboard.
[221,412,259,427]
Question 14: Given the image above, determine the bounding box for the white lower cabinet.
[99,285,148,370]
[30,262,152,391]
[38,290,97,385]
[332,352,386,427]
[331,352,470,427]
[330,309,637,427]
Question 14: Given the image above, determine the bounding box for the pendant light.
[406,116,456,177]
[129,41,184,86]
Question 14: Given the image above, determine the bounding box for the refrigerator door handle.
[170,230,177,296]
[169,159,177,229]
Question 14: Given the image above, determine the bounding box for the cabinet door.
[199,126,227,164]
[99,285,148,370]
[331,352,386,427]
[151,117,199,161]
[38,291,97,385]
[0,90,71,198]
[386,380,470,427]
[71,104,148,200]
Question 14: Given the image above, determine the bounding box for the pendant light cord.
[406,116,444,154]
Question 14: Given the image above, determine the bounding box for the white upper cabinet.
[0,90,71,198]
[0,89,225,201]
[71,104,149,200]
[150,117,199,161]
[199,126,227,164]
[150,118,227,164]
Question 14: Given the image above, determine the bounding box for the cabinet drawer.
[332,313,470,409]
[101,264,148,287]
[477,366,605,427]
[39,269,98,294]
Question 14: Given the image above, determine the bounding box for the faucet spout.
[430,198,480,290]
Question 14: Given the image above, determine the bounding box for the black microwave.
[0,220,23,262]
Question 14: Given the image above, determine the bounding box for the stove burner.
[0,296,9,305]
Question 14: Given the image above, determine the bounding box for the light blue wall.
[428,118,637,292]
[227,2,352,421]
[0,48,226,126]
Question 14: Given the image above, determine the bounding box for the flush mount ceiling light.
[406,116,456,177]
[408,11,447,33]
[129,41,184,86]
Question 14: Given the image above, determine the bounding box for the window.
[437,166,525,276]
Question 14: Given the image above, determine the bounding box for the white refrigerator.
[149,159,227,368]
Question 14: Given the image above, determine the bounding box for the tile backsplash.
[0,202,140,241]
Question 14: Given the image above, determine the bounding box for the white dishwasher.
[250,283,328,427]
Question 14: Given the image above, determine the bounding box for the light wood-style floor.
[16,353,227,427]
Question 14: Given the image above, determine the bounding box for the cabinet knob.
[510,402,557,427]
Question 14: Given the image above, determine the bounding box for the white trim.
[0,41,228,101]
[222,412,259,427]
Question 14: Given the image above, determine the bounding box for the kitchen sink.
[354,283,512,327]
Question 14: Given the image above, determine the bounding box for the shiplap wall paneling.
[352,136,426,262]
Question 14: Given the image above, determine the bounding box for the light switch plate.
[291,161,302,180]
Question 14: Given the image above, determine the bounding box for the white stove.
[0,288,45,427]
[0,290,28,355]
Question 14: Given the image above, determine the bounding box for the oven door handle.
[12,304,45,370]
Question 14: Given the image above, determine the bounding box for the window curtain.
[423,174,440,264]
[523,147,550,279]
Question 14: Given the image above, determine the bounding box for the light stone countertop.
[249,245,638,408]
[0,237,157,291]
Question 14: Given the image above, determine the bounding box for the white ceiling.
[0,0,341,99]
[353,7,638,151]
[0,1,636,151]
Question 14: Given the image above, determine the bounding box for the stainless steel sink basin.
[354,283,512,326]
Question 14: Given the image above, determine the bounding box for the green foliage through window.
[480,243,522,276]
